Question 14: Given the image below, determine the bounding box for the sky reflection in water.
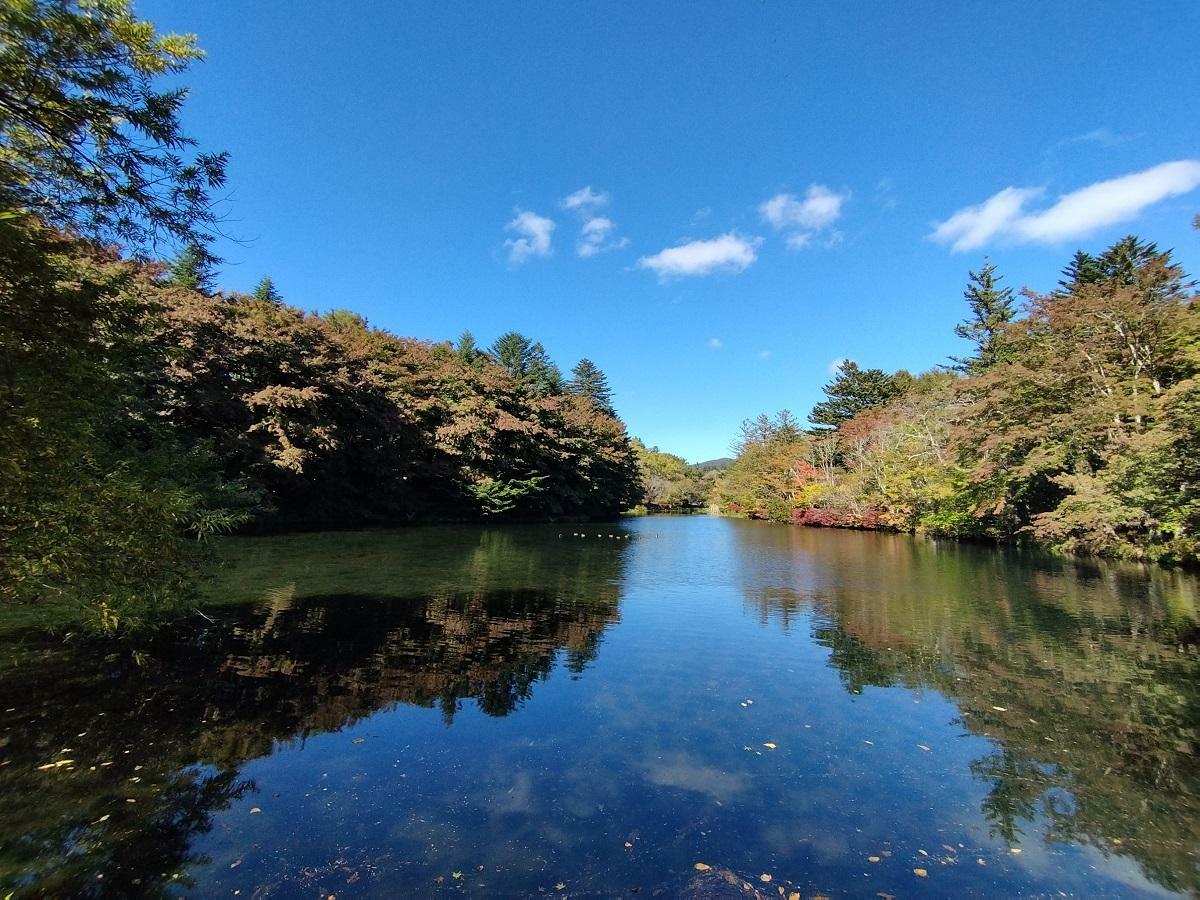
[1,516,1197,897]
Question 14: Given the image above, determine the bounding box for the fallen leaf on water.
[863,740,874,745]
[877,894,895,900]
[789,893,801,900]
[867,856,881,863]
[694,863,712,872]
[977,858,986,866]
[763,743,777,750]
[555,882,566,890]
[918,849,928,856]
[351,738,365,745]
[760,873,772,882]
[1009,848,1022,854]
[451,871,462,880]
[917,744,931,751]
[93,814,110,824]
[249,807,262,814]
[942,844,957,854]
[913,868,928,877]
[229,860,241,869]
[992,706,1007,712]
[624,841,633,849]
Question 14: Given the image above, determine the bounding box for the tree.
[568,358,614,415]
[455,329,480,365]
[809,360,906,430]
[490,331,563,396]
[1059,250,1103,289]
[952,260,1016,373]
[0,0,228,257]
[167,244,215,292]
[253,276,282,304]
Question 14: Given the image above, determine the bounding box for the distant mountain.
[695,457,734,472]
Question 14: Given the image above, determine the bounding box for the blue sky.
[142,1,1200,462]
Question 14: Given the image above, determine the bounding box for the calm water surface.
[1,516,1197,897]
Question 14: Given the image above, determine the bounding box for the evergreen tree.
[167,244,215,293]
[490,332,563,396]
[456,329,480,366]
[952,260,1016,373]
[809,360,905,430]
[252,275,282,304]
[1059,250,1103,289]
[568,358,615,415]
[1098,235,1160,284]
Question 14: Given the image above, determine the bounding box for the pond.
[1,515,1197,897]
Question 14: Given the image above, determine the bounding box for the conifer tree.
[809,360,906,430]
[252,275,282,304]
[168,244,215,293]
[568,359,615,415]
[456,330,480,365]
[952,260,1016,373]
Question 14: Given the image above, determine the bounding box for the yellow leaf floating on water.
[694,863,712,871]
[451,872,462,880]
[760,873,772,882]
[992,706,1007,712]
[917,744,931,751]
[1010,847,1022,854]
[913,868,928,877]
[867,856,881,863]
[249,807,262,814]
[763,743,777,750]
[555,883,566,891]
[789,893,801,900]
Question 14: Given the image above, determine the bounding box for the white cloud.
[504,209,555,264]
[708,337,723,349]
[932,160,1200,252]
[561,185,610,211]
[576,216,630,258]
[757,350,772,360]
[760,184,849,248]
[638,233,760,280]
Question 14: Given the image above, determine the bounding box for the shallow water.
[1,516,1198,897]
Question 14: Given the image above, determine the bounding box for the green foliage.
[632,440,711,509]
[952,259,1016,373]
[809,360,907,429]
[568,358,614,416]
[167,243,214,293]
[0,0,228,257]
[720,236,1200,565]
[252,275,282,304]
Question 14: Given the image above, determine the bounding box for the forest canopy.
[714,236,1200,566]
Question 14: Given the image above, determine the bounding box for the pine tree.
[456,330,480,366]
[167,244,216,293]
[253,275,282,304]
[952,260,1016,374]
[1059,250,1103,289]
[809,360,905,429]
[568,359,615,415]
[490,332,563,396]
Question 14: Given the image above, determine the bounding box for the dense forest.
[713,237,1200,565]
[0,1,639,629]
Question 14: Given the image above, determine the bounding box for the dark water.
[1,517,1198,898]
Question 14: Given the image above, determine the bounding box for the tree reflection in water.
[0,526,628,896]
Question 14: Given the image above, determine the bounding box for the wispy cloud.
[561,185,610,212]
[757,349,772,360]
[708,337,723,350]
[932,160,1200,252]
[638,233,760,280]
[562,186,628,258]
[760,184,849,249]
[504,209,555,264]
[576,216,630,258]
